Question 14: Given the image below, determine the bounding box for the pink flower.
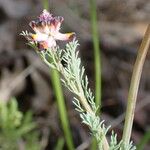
[21,9,75,50]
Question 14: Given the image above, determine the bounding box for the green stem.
[72,63,109,150]
[43,0,49,10]
[42,1,74,150]
[89,0,101,149]
[122,24,150,148]
[78,81,109,150]
[58,49,109,150]
[51,70,74,150]
[89,0,101,108]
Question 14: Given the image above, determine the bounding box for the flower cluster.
[21,9,75,50]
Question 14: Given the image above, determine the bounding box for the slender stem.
[76,72,109,150]
[58,57,109,150]
[122,24,150,147]
[89,0,101,108]
[42,2,74,150]
[43,0,49,10]
[77,95,107,149]
[89,0,101,149]
[78,91,109,150]
[78,90,94,115]
[51,70,74,150]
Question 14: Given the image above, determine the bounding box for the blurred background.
[0,0,149,149]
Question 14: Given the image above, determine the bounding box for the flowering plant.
[20,9,149,150]
[21,9,75,50]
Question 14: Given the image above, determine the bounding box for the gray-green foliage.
[109,131,122,150]
[0,98,41,150]
[33,40,135,150]
[122,142,136,150]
